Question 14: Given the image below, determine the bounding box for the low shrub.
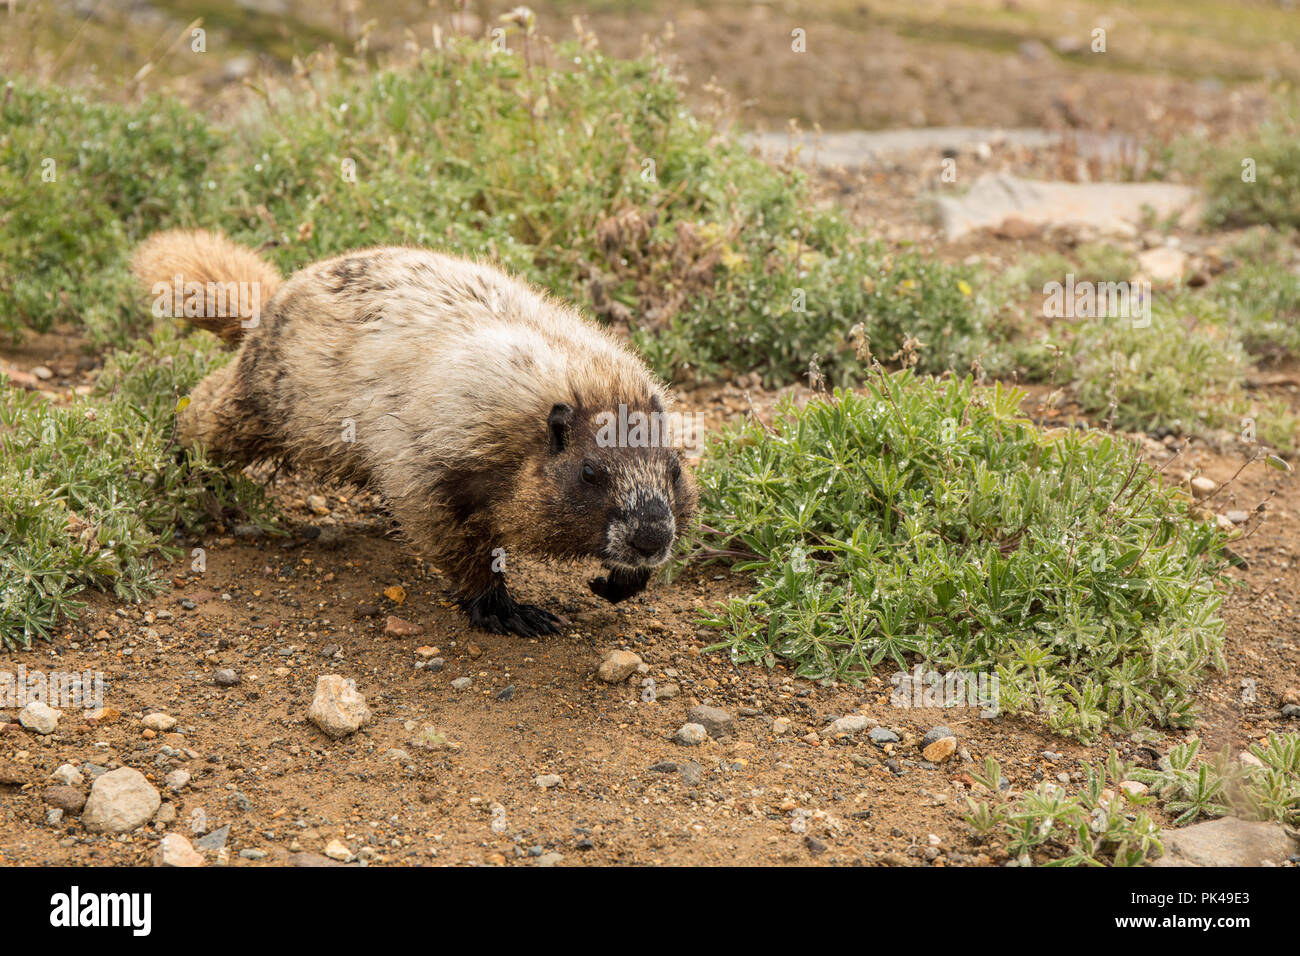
[690,369,1229,740]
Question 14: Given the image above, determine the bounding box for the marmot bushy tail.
[136,230,697,637]
[131,229,282,344]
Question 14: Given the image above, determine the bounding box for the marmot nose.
[630,521,673,557]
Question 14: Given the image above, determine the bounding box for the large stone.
[81,768,161,834]
[931,173,1197,241]
[921,726,956,747]
[745,128,1139,170]
[1151,817,1298,867]
[384,615,423,636]
[673,723,707,746]
[324,839,354,862]
[596,650,642,683]
[49,764,84,787]
[194,824,230,852]
[307,675,372,738]
[289,851,345,867]
[687,705,734,738]
[922,736,958,763]
[18,701,61,735]
[142,713,177,732]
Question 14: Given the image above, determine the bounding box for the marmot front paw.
[588,567,653,604]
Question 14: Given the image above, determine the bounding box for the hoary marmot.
[133,230,697,636]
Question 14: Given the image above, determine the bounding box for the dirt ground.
[1,3,1298,867]
[0,355,1296,867]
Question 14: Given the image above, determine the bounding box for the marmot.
[132,230,697,636]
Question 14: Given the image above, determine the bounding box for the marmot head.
[526,396,697,571]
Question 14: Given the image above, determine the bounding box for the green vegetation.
[3,39,994,379]
[966,732,1300,865]
[1062,288,1300,451]
[1204,102,1300,229]
[964,750,1162,866]
[998,242,1137,296]
[690,370,1229,740]
[0,81,220,344]
[0,328,271,648]
[997,240,1300,451]
[1130,733,1300,827]
[1207,261,1300,363]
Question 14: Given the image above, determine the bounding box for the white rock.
[154,833,205,867]
[324,839,353,862]
[534,774,562,790]
[1152,818,1298,867]
[673,723,707,746]
[142,713,177,732]
[82,768,161,834]
[823,714,878,735]
[164,769,191,792]
[18,701,61,734]
[1137,247,1187,284]
[307,675,372,738]
[1190,476,1217,499]
[931,173,1196,241]
[50,763,84,786]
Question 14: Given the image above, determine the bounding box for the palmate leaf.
[690,371,1229,740]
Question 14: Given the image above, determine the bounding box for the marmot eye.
[582,463,599,485]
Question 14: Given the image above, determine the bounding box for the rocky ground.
[0,367,1297,866]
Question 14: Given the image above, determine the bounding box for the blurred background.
[4,0,1297,139]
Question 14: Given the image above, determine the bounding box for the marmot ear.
[547,403,575,453]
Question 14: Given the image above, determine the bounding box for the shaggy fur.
[134,231,697,636]
[132,229,282,343]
